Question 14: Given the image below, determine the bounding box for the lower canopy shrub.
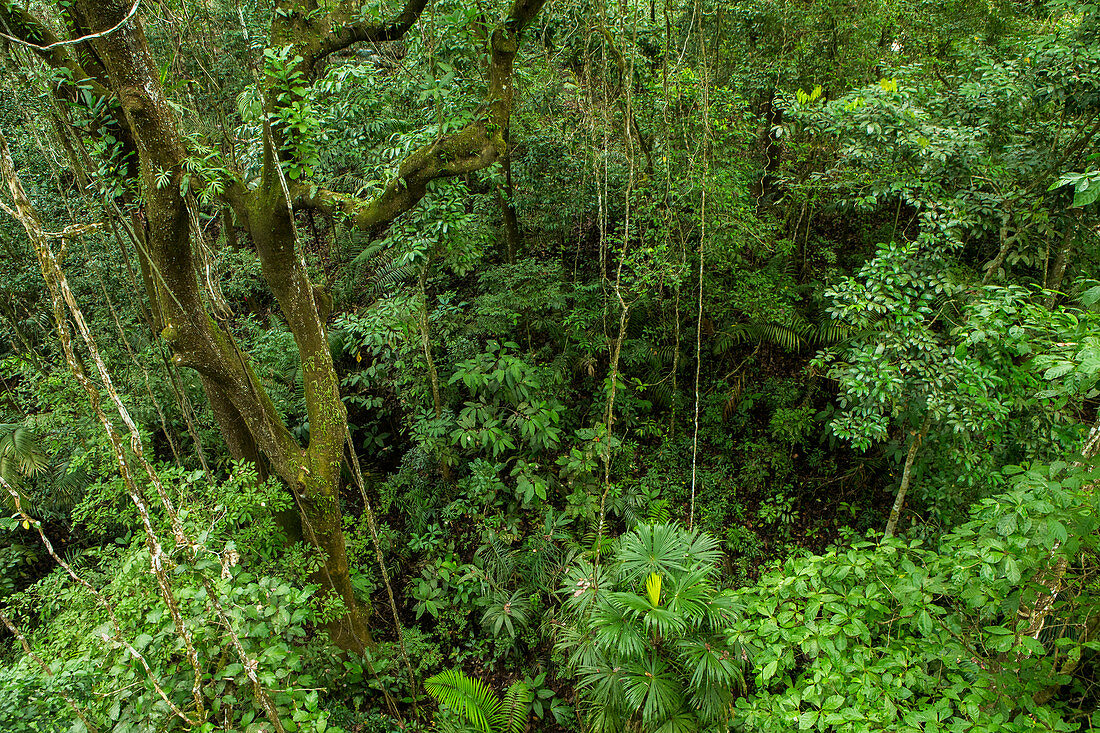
[730,460,1100,733]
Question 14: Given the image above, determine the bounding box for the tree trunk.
[76,0,371,652]
[14,0,548,655]
[497,185,521,264]
[981,220,1018,286]
[883,413,932,539]
[1045,219,1076,307]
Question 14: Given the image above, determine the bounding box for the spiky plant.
[481,588,532,640]
[0,423,46,514]
[512,509,573,596]
[556,522,746,732]
[0,421,89,518]
[424,669,532,733]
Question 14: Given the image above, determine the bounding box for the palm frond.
[476,533,517,586]
[643,380,675,409]
[425,669,502,733]
[590,597,648,659]
[654,708,701,733]
[723,377,744,420]
[622,655,683,725]
[715,315,852,354]
[616,523,690,584]
[498,682,532,733]
[0,426,47,478]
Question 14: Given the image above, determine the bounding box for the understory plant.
[555,522,746,732]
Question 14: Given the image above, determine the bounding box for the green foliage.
[556,523,746,732]
[480,588,532,640]
[0,423,46,485]
[424,668,532,733]
[1049,168,1100,208]
[263,47,323,180]
[3,1,1100,730]
[0,465,350,732]
[449,340,565,460]
[815,239,979,450]
[731,458,1100,732]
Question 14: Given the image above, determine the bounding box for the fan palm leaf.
[616,523,690,584]
[622,655,683,725]
[0,425,47,481]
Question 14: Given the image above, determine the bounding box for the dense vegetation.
[0,0,1098,730]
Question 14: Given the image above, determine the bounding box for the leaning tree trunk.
[75,0,374,652]
[59,0,548,654]
[883,413,932,540]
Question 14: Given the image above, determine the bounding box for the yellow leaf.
[22,520,29,530]
[645,572,662,607]
[356,352,362,363]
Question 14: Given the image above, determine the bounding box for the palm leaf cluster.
[715,314,851,354]
[424,668,532,733]
[0,422,87,517]
[0,423,47,487]
[555,523,746,732]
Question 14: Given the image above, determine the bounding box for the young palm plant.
[424,669,532,733]
[0,422,47,490]
[555,523,746,732]
[0,422,47,518]
[0,420,89,518]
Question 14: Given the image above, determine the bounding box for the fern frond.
[755,322,807,351]
[811,322,852,345]
[644,381,674,409]
[349,240,387,267]
[369,262,417,294]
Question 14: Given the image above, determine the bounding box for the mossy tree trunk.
[7,0,547,653]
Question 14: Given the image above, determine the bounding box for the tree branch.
[0,0,139,52]
[0,3,111,99]
[312,0,430,63]
[295,0,547,232]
